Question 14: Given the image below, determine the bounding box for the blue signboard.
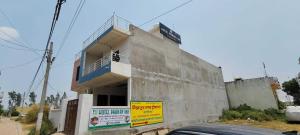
[159,23,181,44]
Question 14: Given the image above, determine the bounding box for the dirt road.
[0,117,23,135]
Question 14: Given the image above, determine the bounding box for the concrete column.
[127,78,132,106]
[75,94,93,135]
[57,99,68,132]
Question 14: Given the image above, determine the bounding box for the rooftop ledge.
[82,15,131,50]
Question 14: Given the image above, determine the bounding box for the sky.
[0,0,299,108]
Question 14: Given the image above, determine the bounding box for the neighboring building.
[276,89,294,105]
[225,77,279,110]
[68,15,229,135]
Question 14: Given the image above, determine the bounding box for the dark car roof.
[167,124,289,135]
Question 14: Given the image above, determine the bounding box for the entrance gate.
[64,99,78,135]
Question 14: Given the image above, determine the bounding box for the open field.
[220,119,300,132]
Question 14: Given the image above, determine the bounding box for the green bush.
[221,110,242,120]
[28,119,55,135]
[11,109,20,116]
[278,101,286,110]
[220,104,285,122]
[241,110,272,121]
[233,104,252,111]
[264,108,285,121]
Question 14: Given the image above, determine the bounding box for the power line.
[0,56,40,71]
[0,36,43,53]
[0,8,42,52]
[25,0,65,104]
[55,0,86,58]
[139,0,193,27]
[0,30,25,45]
[0,43,32,51]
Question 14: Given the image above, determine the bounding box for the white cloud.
[0,26,20,41]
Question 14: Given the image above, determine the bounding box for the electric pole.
[35,42,54,135]
[262,62,268,77]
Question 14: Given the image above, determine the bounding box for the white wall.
[75,94,93,135]
[49,109,61,129]
[58,99,68,132]
[48,99,69,132]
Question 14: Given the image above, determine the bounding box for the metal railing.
[82,15,131,49]
[84,52,111,76]
[75,51,81,60]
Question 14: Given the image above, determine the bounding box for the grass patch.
[28,119,55,135]
[221,119,300,132]
[220,104,286,122]
[23,105,50,123]
[16,105,55,135]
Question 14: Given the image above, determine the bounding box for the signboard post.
[89,107,130,129]
[130,101,163,127]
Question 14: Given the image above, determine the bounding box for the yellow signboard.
[130,101,163,127]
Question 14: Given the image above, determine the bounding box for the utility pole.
[35,42,54,135]
[21,92,25,108]
[262,62,268,77]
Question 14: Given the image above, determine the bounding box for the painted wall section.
[71,59,80,91]
[225,77,278,110]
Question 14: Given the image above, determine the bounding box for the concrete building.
[69,15,229,135]
[225,77,279,110]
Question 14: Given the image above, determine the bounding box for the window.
[97,95,108,106]
[75,66,80,81]
[110,95,127,106]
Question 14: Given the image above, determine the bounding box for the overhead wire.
[55,0,86,59]
[0,8,43,54]
[0,36,43,54]
[25,0,65,102]
[0,56,40,71]
[139,0,193,27]
[0,43,32,51]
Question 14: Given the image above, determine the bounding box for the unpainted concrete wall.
[128,25,229,129]
[225,77,278,110]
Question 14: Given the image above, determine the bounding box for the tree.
[0,104,3,115]
[29,92,37,105]
[8,91,18,117]
[54,93,60,108]
[60,92,67,105]
[16,93,22,106]
[282,79,300,105]
[8,91,17,107]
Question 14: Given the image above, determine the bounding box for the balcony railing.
[84,53,111,76]
[82,15,131,49]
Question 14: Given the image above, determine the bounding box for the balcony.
[71,15,132,92]
[82,15,131,50]
[78,50,131,89]
[83,53,111,76]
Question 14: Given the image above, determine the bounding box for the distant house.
[225,77,279,110]
[276,89,294,105]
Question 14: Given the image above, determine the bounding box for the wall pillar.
[57,99,68,132]
[75,94,93,135]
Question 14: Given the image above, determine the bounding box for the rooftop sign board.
[159,23,181,44]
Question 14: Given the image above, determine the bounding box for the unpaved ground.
[220,119,300,132]
[0,117,23,135]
